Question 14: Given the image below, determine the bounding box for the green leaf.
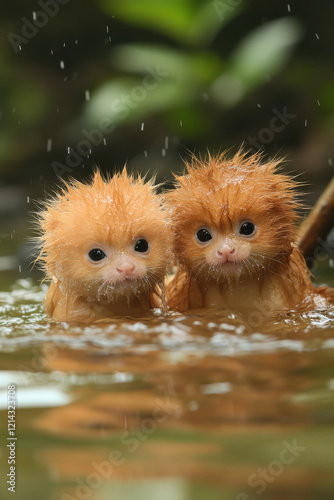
[232,17,304,85]
[100,0,195,44]
[111,45,223,84]
[100,0,237,46]
[211,17,304,107]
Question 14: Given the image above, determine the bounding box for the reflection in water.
[1,279,334,499]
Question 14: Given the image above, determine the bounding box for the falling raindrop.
[144,150,148,157]
[47,138,52,152]
[165,136,169,149]
[162,149,166,157]
[60,60,65,70]
[328,158,333,167]
[33,11,37,20]
[287,4,291,12]
[180,120,183,127]
[315,33,320,40]
[141,122,144,131]
[85,90,90,101]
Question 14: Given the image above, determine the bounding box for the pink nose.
[116,262,135,274]
[217,245,235,257]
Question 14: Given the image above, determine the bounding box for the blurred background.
[1,0,334,279]
[2,4,334,500]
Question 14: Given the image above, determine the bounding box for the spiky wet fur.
[166,149,332,313]
[36,168,171,321]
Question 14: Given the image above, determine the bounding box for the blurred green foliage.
[0,0,333,192]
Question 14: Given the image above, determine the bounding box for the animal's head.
[37,169,171,300]
[166,150,300,284]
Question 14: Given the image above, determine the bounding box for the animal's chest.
[203,281,286,313]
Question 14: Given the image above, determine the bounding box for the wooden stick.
[298,176,334,260]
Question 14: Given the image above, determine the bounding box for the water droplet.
[141,122,144,131]
[85,90,90,101]
[60,60,65,70]
[47,138,52,153]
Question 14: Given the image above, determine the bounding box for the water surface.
[1,276,334,500]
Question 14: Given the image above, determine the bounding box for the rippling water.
[1,277,334,500]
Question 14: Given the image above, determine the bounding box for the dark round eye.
[134,239,149,253]
[88,248,106,262]
[196,228,212,243]
[239,221,256,236]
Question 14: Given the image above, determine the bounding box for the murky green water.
[1,271,334,500]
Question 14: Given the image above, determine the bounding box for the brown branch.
[298,176,334,260]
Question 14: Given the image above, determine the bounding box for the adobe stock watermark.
[52,64,170,177]
[213,0,243,20]
[61,394,180,500]
[236,439,306,499]
[7,0,71,54]
[246,107,296,153]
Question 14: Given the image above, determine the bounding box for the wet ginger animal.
[36,169,171,322]
[166,150,334,313]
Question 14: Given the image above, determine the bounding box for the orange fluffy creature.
[166,150,334,314]
[36,169,171,322]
